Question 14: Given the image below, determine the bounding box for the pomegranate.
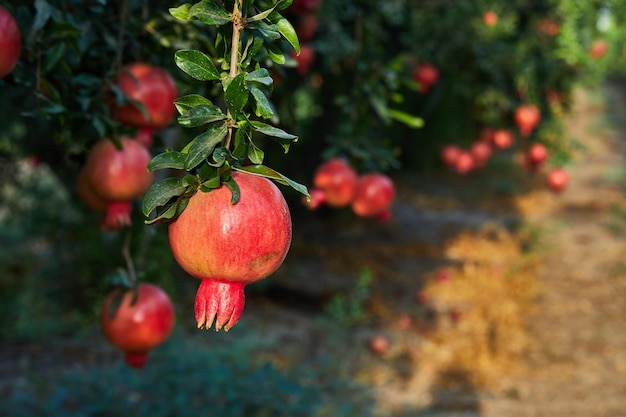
[304,188,327,210]
[440,145,462,170]
[0,6,21,79]
[110,63,178,130]
[483,11,498,26]
[81,137,154,230]
[168,171,292,331]
[525,142,549,172]
[492,129,514,149]
[546,167,569,193]
[132,126,155,148]
[470,140,492,168]
[480,128,494,143]
[589,39,608,59]
[515,104,541,137]
[351,173,395,219]
[454,151,474,175]
[77,168,107,212]
[296,13,319,42]
[537,19,560,36]
[291,0,321,14]
[293,44,315,75]
[368,335,391,356]
[412,62,439,94]
[100,283,175,368]
[312,158,357,207]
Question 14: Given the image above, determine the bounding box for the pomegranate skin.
[313,158,357,207]
[100,284,176,368]
[351,173,395,218]
[0,6,21,79]
[168,171,292,331]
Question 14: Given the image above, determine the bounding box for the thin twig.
[225,0,243,150]
[122,230,138,285]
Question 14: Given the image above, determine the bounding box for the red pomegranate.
[168,171,292,331]
[291,0,321,14]
[296,13,319,42]
[132,126,154,148]
[492,129,514,149]
[455,151,475,175]
[0,6,21,79]
[440,145,462,170]
[525,142,549,171]
[351,173,395,219]
[368,335,391,356]
[515,104,541,137]
[483,11,498,26]
[77,168,107,212]
[100,283,175,368]
[546,167,569,193]
[304,188,327,210]
[537,19,560,36]
[470,140,492,168]
[81,137,154,231]
[412,62,439,94]
[110,63,178,130]
[312,158,357,207]
[589,39,608,60]
[293,44,315,75]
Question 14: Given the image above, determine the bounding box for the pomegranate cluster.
[305,158,396,222]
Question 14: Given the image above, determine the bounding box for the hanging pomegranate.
[412,62,439,94]
[351,173,395,220]
[0,6,21,79]
[492,129,514,150]
[312,158,358,207]
[515,104,541,137]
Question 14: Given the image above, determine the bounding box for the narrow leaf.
[248,21,281,40]
[174,94,215,114]
[224,177,241,204]
[269,12,300,54]
[234,165,309,197]
[224,72,248,119]
[148,151,187,171]
[175,50,220,81]
[178,104,227,128]
[142,177,187,217]
[250,121,297,140]
[387,109,424,129]
[245,68,273,87]
[249,86,274,119]
[169,4,192,20]
[188,0,232,25]
[145,197,190,225]
[265,43,286,64]
[184,122,228,170]
[247,4,278,22]
[247,142,264,164]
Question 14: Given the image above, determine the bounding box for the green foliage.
[323,267,373,326]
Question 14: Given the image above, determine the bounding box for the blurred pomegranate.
[312,158,357,207]
[351,173,395,219]
[546,167,569,193]
[412,62,439,94]
[515,104,541,137]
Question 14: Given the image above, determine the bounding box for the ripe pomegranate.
[82,137,154,231]
[483,11,498,26]
[515,104,541,137]
[304,188,327,210]
[293,44,315,75]
[537,19,560,36]
[412,62,439,94]
[296,13,318,42]
[492,129,514,149]
[440,145,462,170]
[454,151,474,175]
[546,167,569,193]
[524,142,549,172]
[110,63,178,130]
[100,283,175,368]
[470,140,492,168]
[291,0,321,14]
[0,6,21,79]
[312,158,357,207]
[132,126,154,148]
[351,173,395,219]
[589,39,608,59]
[368,335,391,356]
[168,171,292,331]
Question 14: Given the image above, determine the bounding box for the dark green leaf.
[387,109,424,129]
[232,128,249,159]
[269,12,300,54]
[249,86,274,119]
[247,142,264,164]
[247,4,279,22]
[224,73,248,119]
[142,177,188,217]
[174,94,215,114]
[145,197,190,225]
[224,176,241,204]
[175,49,221,81]
[242,36,265,67]
[249,121,297,140]
[245,68,273,87]
[265,43,286,64]
[184,122,228,170]
[178,104,227,128]
[148,151,186,171]
[43,43,66,73]
[188,0,232,25]
[248,21,281,40]
[169,4,192,20]
[276,0,293,10]
[234,165,309,197]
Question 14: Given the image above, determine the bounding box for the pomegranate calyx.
[101,201,133,231]
[125,351,149,368]
[195,279,245,332]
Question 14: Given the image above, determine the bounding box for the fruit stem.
[122,230,138,285]
[225,0,244,150]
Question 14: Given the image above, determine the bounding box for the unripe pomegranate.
[351,173,395,219]
[492,129,514,150]
[82,137,154,231]
[0,6,21,79]
[293,44,315,75]
[454,151,474,175]
[110,63,178,129]
[440,145,462,170]
[483,11,498,26]
[546,167,569,193]
[168,171,292,331]
[312,158,357,207]
[470,140,492,168]
[589,39,608,60]
[100,284,175,368]
[515,104,541,137]
[412,62,439,94]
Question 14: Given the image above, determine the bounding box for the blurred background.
[1,0,625,416]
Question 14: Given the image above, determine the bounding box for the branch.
[225,0,244,149]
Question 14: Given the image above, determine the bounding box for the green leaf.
[188,0,232,25]
[249,121,297,140]
[248,21,281,40]
[142,177,188,217]
[178,104,228,128]
[276,0,293,10]
[184,122,228,170]
[242,36,265,67]
[175,50,221,81]
[148,151,186,171]
[145,197,190,225]
[245,68,273,87]
[174,94,215,114]
[249,86,274,119]
[224,72,249,119]
[387,109,424,129]
[169,4,192,20]
[232,128,249,159]
[224,176,241,204]
[265,43,286,64]
[234,165,309,197]
[269,12,300,54]
[43,42,66,73]
[247,142,264,164]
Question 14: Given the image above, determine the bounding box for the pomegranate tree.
[515,104,541,137]
[311,158,357,207]
[351,173,395,220]
[100,283,175,368]
[412,62,439,94]
[168,171,292,331]
[81,136,153,230]
[110,63,178,130]
[0,6,21,79]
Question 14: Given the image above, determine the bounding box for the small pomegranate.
[440,145,462,170]
[537,19,560,36]
[312,158,357,207]
[368,335,391,356]
[351,173,395,219]
[168,171,292,331]
[546,167,569,193]
[483,11,498,26]
[0,6,21,79]
[293,44,315,75]
[296,13,319,42]
[455,151,475,175]
[100,283,175,368]
[470,140,492,168]
[304,188,327,210]
[492,129,514,150]
[589,39,608,59]
[515,104,541,137]
[412,62,439,94]
[110,63,178,130]
[132,126,154,148]
[81,137,154,230]
[436,268,451,282]
[524,142,549,172]
[416,290,429,304]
